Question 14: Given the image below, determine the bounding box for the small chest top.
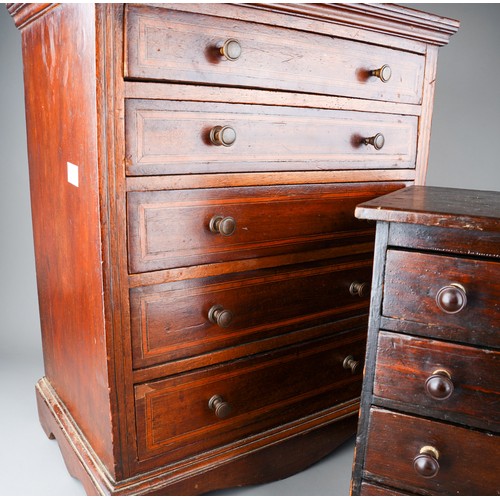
[355,185,500,233]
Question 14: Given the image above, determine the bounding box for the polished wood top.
[355,185,500,232]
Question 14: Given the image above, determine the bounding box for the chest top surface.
[355,185,500,232]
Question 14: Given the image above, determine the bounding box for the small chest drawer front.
[125,99,417,176]
[364,408,500,495]
[130,257,372,369]
[125,6,424,105]
[358,482,406,495]
[383,250,500,348]
[127,183,402,274]
[373,331,500,432]
[135,332,366,462]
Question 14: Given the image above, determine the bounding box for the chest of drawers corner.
[351,186,500,496]
[8,2,458,495]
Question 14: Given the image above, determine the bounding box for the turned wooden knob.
[436,283,467,314]
[208,395,232,418]
[209,215,236,236]
[209,125,237,147]
[425,370,454,400]
[349,281,370,298]
[370,64,392,82]
[219,38,242,61]
[363,133,385,150]
[208,305,233,328]
[413,446,440,478]
[343,355,361,374]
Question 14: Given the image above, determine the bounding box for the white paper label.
[67,162,79,187]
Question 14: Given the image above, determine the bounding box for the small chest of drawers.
[8,3,458,495]
[351,186,500,496]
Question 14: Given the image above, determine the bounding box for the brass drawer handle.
[209,125,237,147]
[413,446,440,478]
[349,281,370,298]
[370,64,392,82]
[209,215,236,236]
[363,133,385,150]
[208,395,233,419]
[425,370,454,400]
[436,283,467,314]
[219,38,242,61]
[208,305,233,328]
[343,355,361,375]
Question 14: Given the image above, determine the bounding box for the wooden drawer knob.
[363,133,385,150]
[208,305,233,328]
[209,125,237,147]
[370,64,392,82]
[436,283,467,314]
[343,355,361,374]
[209,215,236,236]
[425,370,454,400]
[349,281,370,298]
[208,395,232,419]
[219,38,242,61]
[413,445,440,478]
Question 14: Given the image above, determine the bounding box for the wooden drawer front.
[364,408,500,495]
[127,183,403,274]
[383,250,500,348]
[125,6,424,104]
[358,482,407,495]
[374,331,500,432]
[130,257,372,368]
[125,100,417,176]
[135,333,366,461]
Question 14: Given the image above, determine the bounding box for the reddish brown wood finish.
[135,332,366,462]
[127,183,401,273]
[125,99,418,175]
[352,187,500,496]
[19,3,118,477]
[125,5,425,104]
[363,408,500,495]
[130,257,373,368]
[9,3,458,496]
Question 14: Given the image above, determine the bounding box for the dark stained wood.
[356,185,500,231]
[19,3,118,477]
[125,5,425,104]
[127,183,401,274]
[10,3,458,496]
[352,186,500,496]
[350,221,391,495]
[125,99,418,176]
[388,222,500,258]
[382,250,500,348]
[363,408,500,495]
[373,331,500,432]
[130,256,373,368]
[358,482,407,495]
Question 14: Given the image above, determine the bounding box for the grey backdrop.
[1,3,499,496]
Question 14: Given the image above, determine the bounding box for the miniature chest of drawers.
[351,186,500,495]
[8,3,457,495]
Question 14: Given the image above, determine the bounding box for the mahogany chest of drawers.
[351,186,500,495]
[8,3,457,495]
